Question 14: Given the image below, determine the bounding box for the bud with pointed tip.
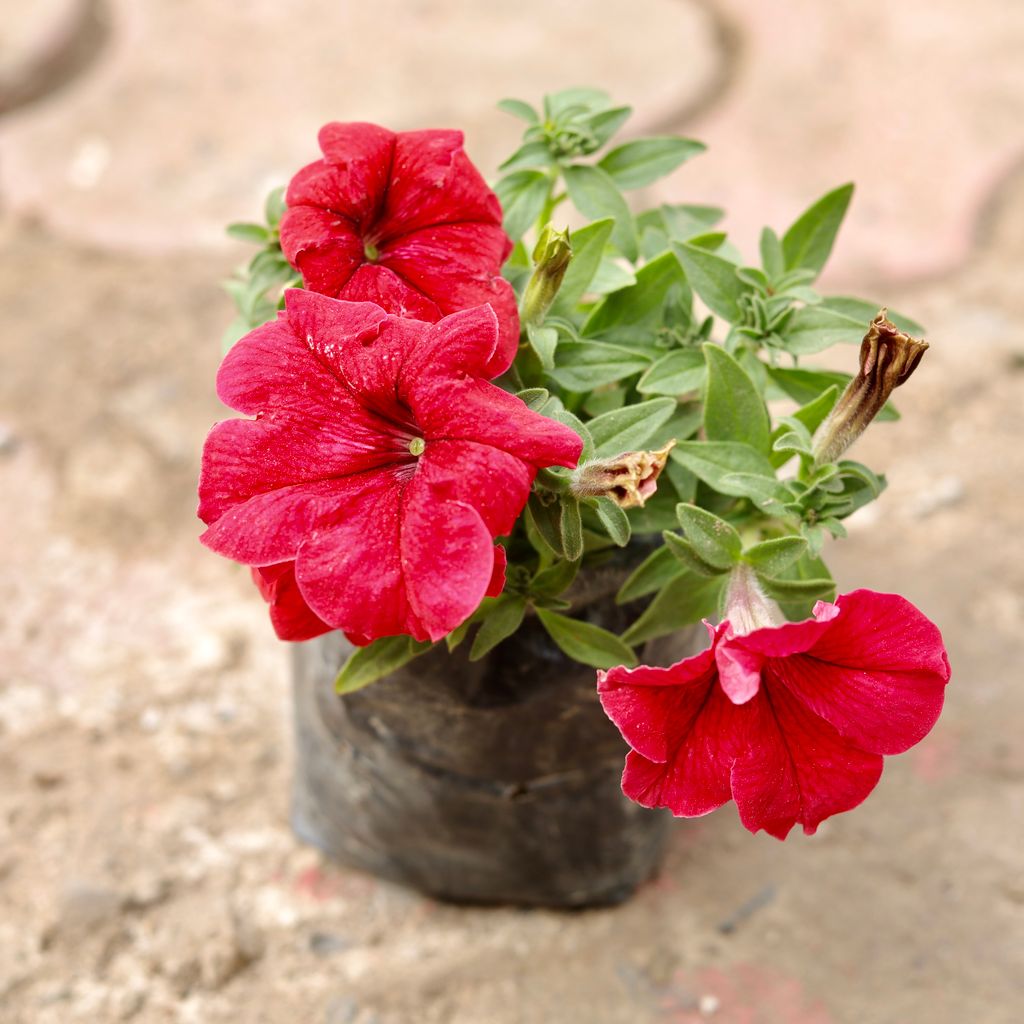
[812,310,929,466]
[521,225,572,326]
[569,441,676,509]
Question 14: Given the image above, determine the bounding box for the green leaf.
[586,106,633,150]
[622,489,681,534]
[545,87,611,118]
[616,545,685,603]
[525,494,564,557]
[674,503,742,568]
[470,596,528,660]
[760,576,836,601]
[702,344,771,452]
[536,608,637,669]
[781,183,854,275]
[516,387,550,410]
[335,636,430,694]
[671,441,776,498]
[499,141,553,172]
[548,340,653,391]
[593,497,631,546]
[548,218,614,313]
[743,536,809,577]
[621,573,725,645]
[494,171,551,240]
[721,474,792,515]
[672,242,745,321]
[264,186,287,228]
[820,296,924,337]
[531,558,580,598]
[587,397,676,457]
[759,227,785,279]
[790,385,840,434]
[498,97,539,123]
[659,203,725,241]
[560,498,584,561]
[589,256,637,294]
[563,165,638,261]
[598,137,705,189]
[527,323,558,369]
[227,222,271,244]
[538,397,595,460]
[636,349,706,396]
[444,618,473,652]
[662,532,727,577]
[583,250,688,337]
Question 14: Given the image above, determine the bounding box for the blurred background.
[0,1,1021,1021]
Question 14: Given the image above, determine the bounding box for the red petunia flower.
[198,290,581,644]
[598,584,951,839]
[279,122,519,375]
[251,562,332,642]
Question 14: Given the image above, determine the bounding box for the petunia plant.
[201,87,950,838]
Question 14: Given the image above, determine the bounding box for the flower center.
[363,240,380,262]
[408,437,426,457]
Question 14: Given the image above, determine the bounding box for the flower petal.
[201,474,376,567]
[293,473,425,640]
[730,682,884,839]
[599,652,749,819]
[252,563,331,642]
[809,590,951,677]
[616,681,743,818]
[727,601,839,659]
[381,224,519,372]
[400,304,501,383]
[598,651,717,763]
[767,590,950,755]
[400,474,497,642]
[417,439,534,537]
[411,375,583,471]
[375,129,505,240]
[287,122,395,230]
[339,264,441,322]
[278,206,364,296]
[486,546,507,598]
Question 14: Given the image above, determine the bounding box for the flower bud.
[569,441,675,509]
[521,225,572,326]
[812,310,929,465]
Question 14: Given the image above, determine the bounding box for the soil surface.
[1,3,1022,1022]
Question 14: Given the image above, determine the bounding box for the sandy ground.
[1,2,1022,1022]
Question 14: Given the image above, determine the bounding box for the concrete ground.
[0,2,1022,1021]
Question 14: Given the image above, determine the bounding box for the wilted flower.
[812,310,929,465]
[569,441,676,509]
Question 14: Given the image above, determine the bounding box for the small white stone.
[699,993,721,1015]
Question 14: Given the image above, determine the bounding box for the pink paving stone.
[0,0,723,252]
[655,0,1024,283]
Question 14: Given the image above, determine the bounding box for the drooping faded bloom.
[279,122,519,375]
[569,441,676,509]
[812,310,929,465]
[598,567,950,838]
[199,291,582,644]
